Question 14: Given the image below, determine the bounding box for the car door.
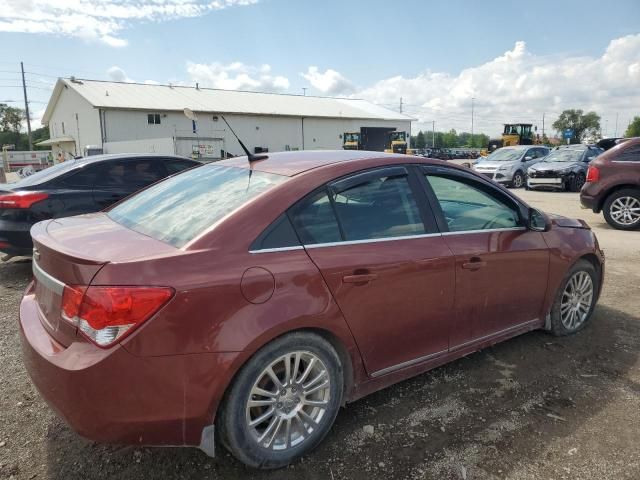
[420,166,549,347]
[93,158,166,210]
[288,166,455,376]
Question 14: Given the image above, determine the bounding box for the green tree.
[552,109,600,144]
[625,116,640,138]
[414,131,426,149]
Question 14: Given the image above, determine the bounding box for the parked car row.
[19,149,604,469]
[0,154,199,257]
[468,138,640,231]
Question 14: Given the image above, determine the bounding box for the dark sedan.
[0,153,199,257]
[527,145,603,192]
[20,150,604,469]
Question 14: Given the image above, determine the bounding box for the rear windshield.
[10,160,83,187]
[108,164,287,247]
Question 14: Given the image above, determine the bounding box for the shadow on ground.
[42,304,639,480]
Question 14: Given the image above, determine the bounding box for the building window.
[147,113,161,125]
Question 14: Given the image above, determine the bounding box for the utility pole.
[542,113,545,138]
[614,113,619,137]
[399,97,403,114]
[471,97,475,145]
[20,61,33,151]
[302,87,307,96]
[431,121,435,148]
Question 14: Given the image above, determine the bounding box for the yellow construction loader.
[487,123,538,152]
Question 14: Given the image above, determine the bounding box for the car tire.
[570,172,586,192]
[511,171,525,188]
[602,189,640,230]
[549,259,599,336]
[218,332,344,469]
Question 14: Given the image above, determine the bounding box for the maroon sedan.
[20,151,604,468]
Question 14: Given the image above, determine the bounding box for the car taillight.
[61,285,174,347]
[0,191,49,209]
[586,166,600,183]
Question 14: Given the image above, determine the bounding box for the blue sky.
[1,0,640,135]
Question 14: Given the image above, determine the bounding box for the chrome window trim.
[249,245,304,254]
[441,227,527,236]
[303,232,442,249]
[32,259,65,295]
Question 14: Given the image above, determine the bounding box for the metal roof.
[42,78,414,124]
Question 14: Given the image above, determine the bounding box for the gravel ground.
[1,190,639,480]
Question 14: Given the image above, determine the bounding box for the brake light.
[0,191,49,209]
[61,285,174,347]
[586,166,600,183]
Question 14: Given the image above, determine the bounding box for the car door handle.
[462,258,487,270]
[342,273,378,284]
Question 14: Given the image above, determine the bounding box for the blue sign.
[563,128,574,139]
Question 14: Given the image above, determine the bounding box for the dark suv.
[0,153,199,257]
[580,137,640,230]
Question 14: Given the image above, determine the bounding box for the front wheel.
[602,189,640,230]
[570,172,586,192]
[548,260,599,336]
[511,171,525,188]
[218,332,344,469]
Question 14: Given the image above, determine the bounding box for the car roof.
[217,150,411,176]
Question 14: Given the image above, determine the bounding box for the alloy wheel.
[513,173,524,188]
[560,271,594,331]
[245,351,331,451]
[609,196,640,226]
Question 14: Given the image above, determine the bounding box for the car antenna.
[220,115,268,163]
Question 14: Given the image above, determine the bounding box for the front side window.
[426,174,521,232]
[109,165,286,247]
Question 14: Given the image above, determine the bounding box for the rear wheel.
[511,171,525,188]
[218,332,343,469]
[603,189,640,230]
[549,260,599,336]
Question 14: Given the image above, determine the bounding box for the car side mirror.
[528,207,551,232]
[524,156,533,161]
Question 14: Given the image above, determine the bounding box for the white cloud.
[302,66,355,96]
[0,0,258,47]
[186,61,290,92]
[357,35,640,137]
[107,66,133,82]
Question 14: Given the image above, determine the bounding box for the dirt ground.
[1,190,639,480]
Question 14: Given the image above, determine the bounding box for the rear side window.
[108,165,286,247]
[329,169,425,241]
[616,145,640,162]
[95,160,165,189]
[288,167,426,245]
[54,165,99,188]
[289,189,342,245]
[165,159,198,175]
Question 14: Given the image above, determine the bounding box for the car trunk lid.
[30,213,178,347]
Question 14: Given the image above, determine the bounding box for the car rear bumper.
[0,218,34,256]
[579,184,601,212]
[19,292,239,452]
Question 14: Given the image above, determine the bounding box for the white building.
[40,78,413,161]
